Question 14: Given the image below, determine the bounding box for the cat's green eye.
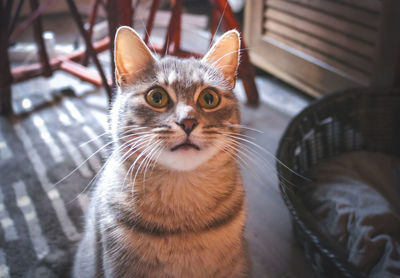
[146,87,169,108]
[198,89,219,109]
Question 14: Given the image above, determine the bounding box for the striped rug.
[0,95,108,277]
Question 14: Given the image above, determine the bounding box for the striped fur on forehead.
[119,56,231,100]
[156,57,232,93]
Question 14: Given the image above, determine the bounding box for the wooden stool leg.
[0,0,14,115]
[213,0,259,105]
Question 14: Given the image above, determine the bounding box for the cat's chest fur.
[92,155,248,278]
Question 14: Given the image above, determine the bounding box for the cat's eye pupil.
[146,88,169,108]
[203,93,214,105]
[152,91,163,103]
[198,89,219,109]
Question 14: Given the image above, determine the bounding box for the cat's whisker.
[74,133,156,201]
[224,131,258,141]
[228,124,263,133]
[79,130,109,148]
[68,136,145,205]
[117,134,157,167]
[225,135,297,186]
[116,124,150,136]
[222,133,311,182]
[138,16,158,55]
[222,135,298,187]
[205,123,264,134]
[117,124,148,133]
[138,140,160,183]
[117,131,153,144]
[221,138,265,173]
[120,127,151,135]
[149,143,166,174]
[208,48,253,71]
[221,135,301,189]
[222,143,267,185]
[216,138,277,186]
[91,134,155,183]
[54,138,115,187]
[212,141,262,183]
[98,138,148,195]
[53,131,150,188]
[213,141,242,166]
[141,141,163,185]
[213,139,251,169]
[164,35,170,56]
[128,138,159,195]
[120,135,158,191]
[238,143,301,191]
[211,0,228,45]
[119,135,158,191]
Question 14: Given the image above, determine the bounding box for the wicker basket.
[276,88,400,278]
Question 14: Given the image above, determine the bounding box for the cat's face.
[112,27,241,171]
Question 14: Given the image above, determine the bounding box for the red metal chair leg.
[238,48,259,105]
[209,7,220,47]
[172,1,182,54]
[144,0,160,45]
[162,0,183,56]
[82,0,102,66]
[66,0,112,99]
[30,0,53,77]
[9,0,24,37]
[9,0,57,43]
[107,0,132,87]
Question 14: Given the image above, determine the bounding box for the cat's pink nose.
[176,118,198,135]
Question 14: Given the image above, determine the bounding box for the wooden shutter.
[244,0,400,97]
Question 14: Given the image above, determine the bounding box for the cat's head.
[111,26,241,171]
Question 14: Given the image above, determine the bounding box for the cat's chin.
[156,147,218,171]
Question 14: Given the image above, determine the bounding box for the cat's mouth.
[170,140,200,151]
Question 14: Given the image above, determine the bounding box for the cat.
[73,26,249,278]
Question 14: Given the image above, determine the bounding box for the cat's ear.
[202,30,240,88]
[114,26,156,85]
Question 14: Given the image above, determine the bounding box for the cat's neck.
[106,152,243,232]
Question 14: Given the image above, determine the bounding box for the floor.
[5,11,316,278]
